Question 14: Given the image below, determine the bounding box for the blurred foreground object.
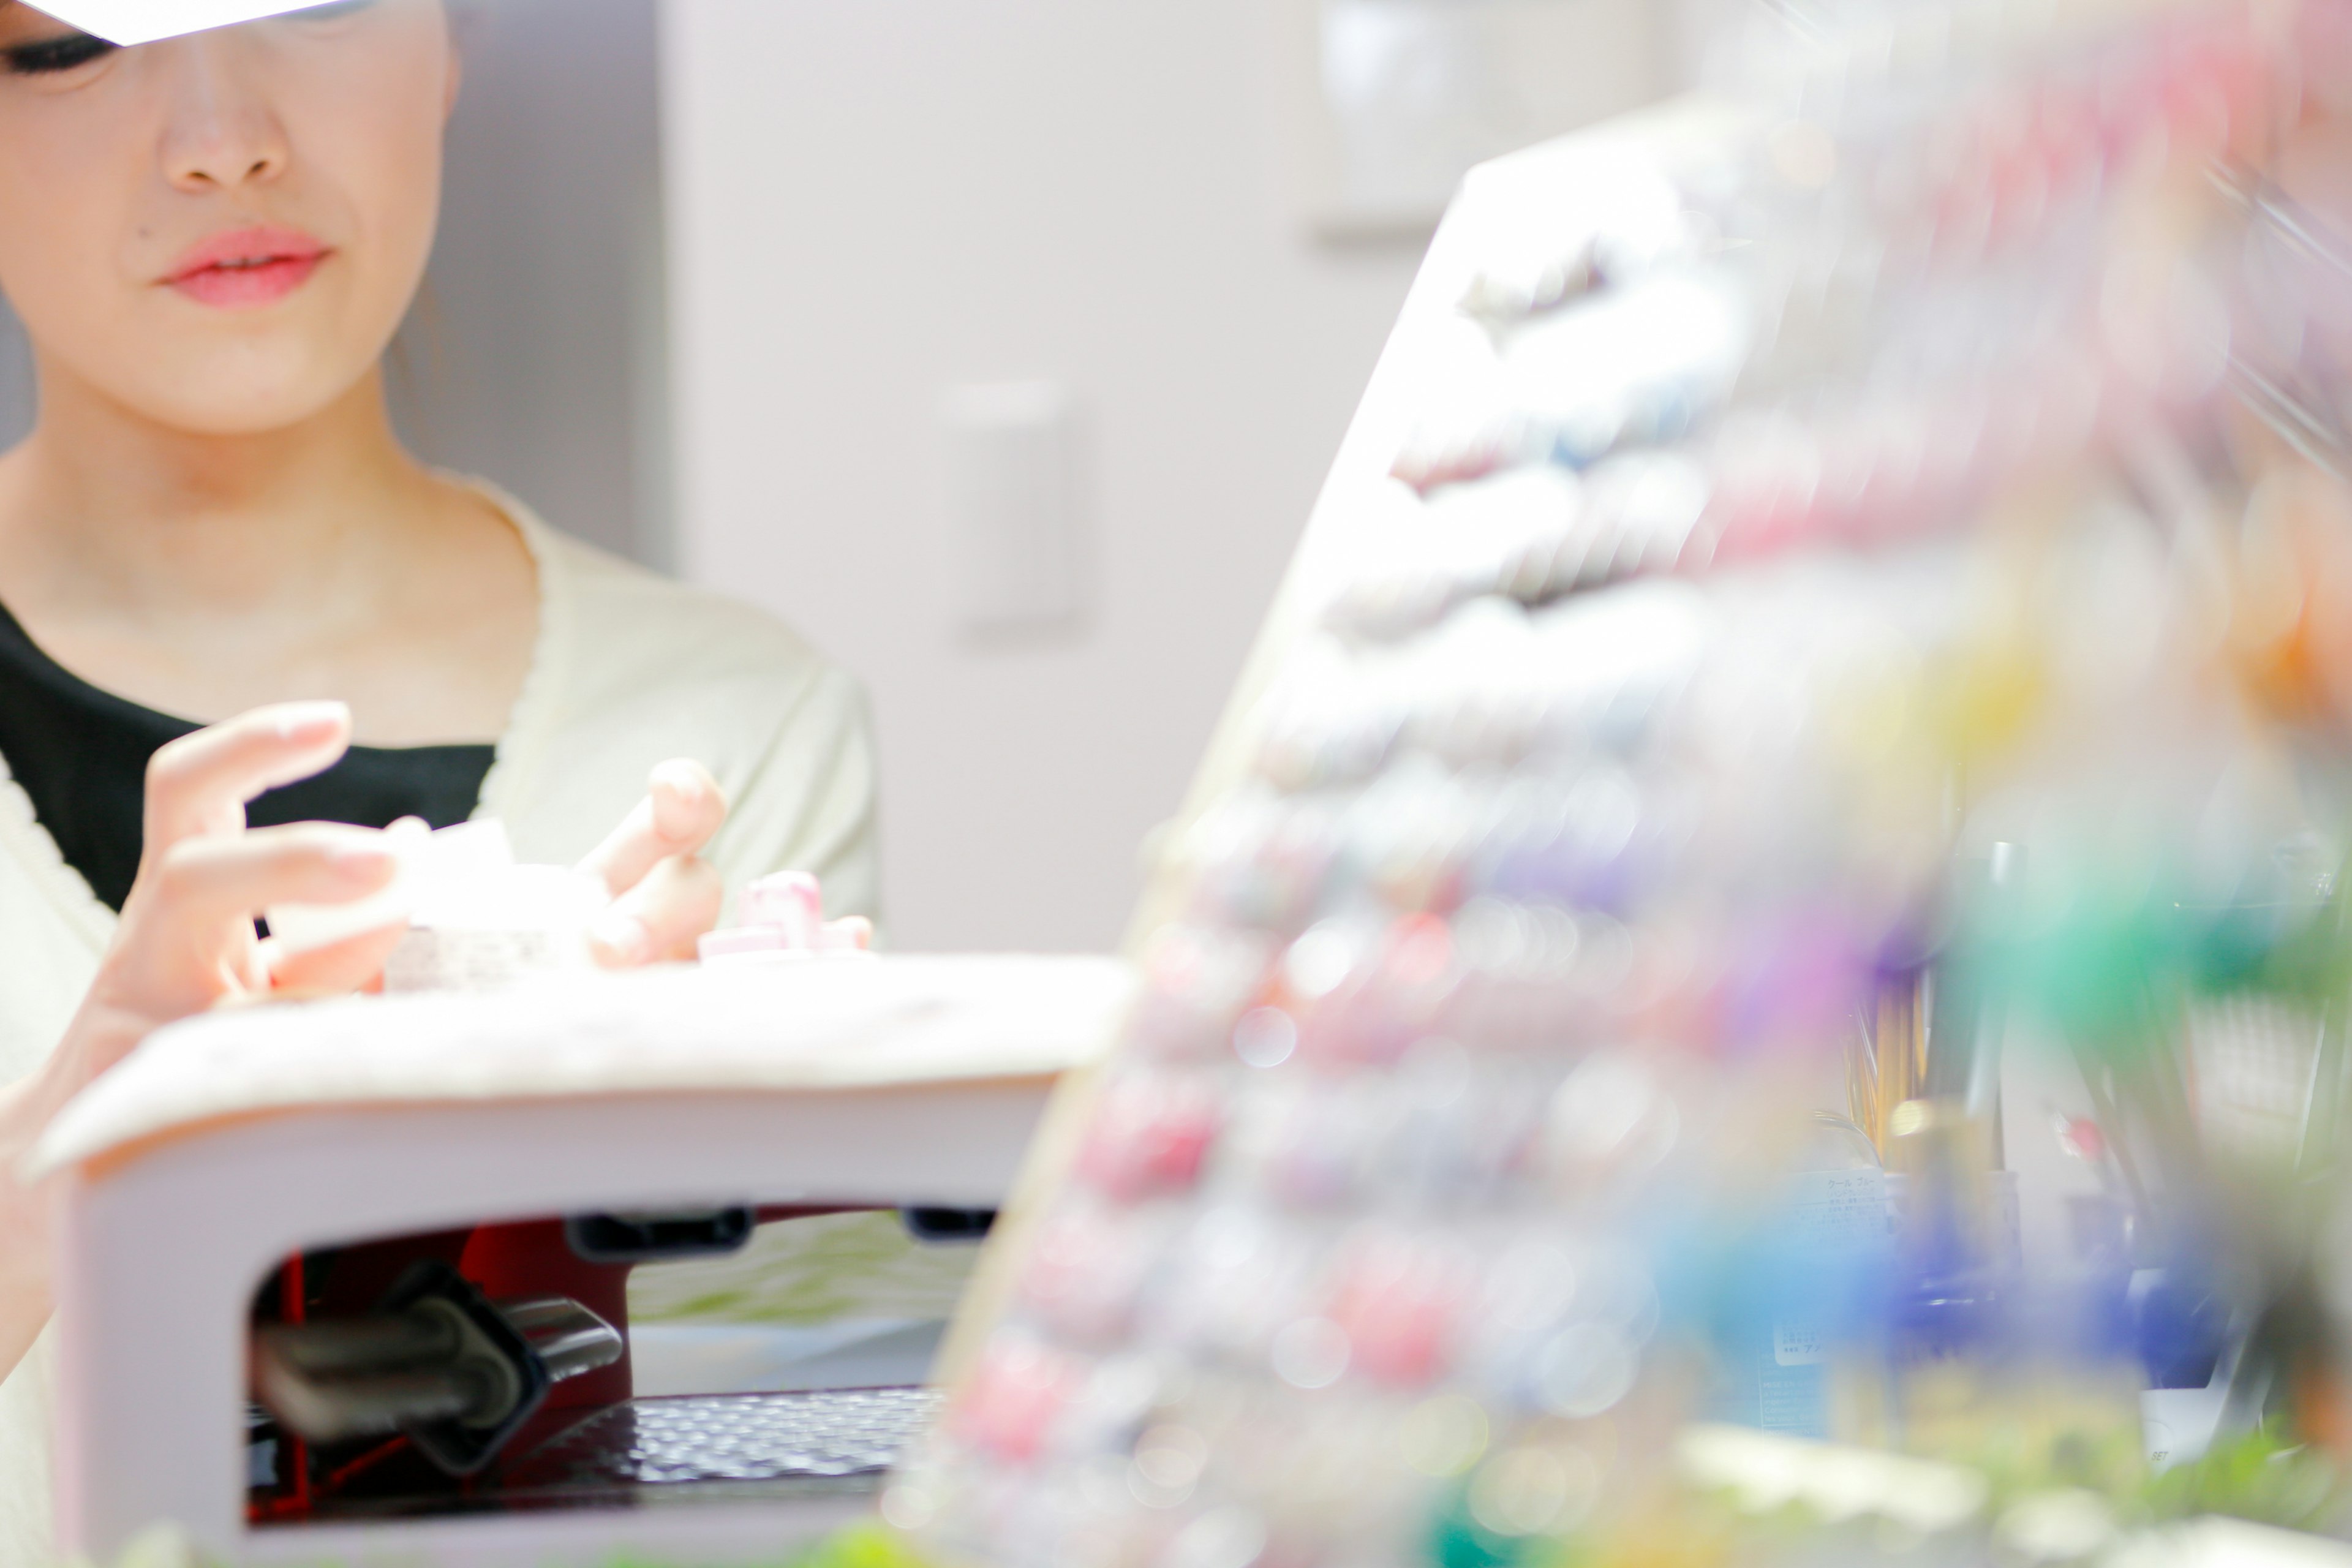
[30,1,358,47]
[903,1,2352,1565]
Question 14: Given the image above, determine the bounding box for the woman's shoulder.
[486,487,872,780]
[452,477,864,746]
[480,500,877,892]
[537,526,836,697]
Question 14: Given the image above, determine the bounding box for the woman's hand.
[0,701,404,1381]
[80,702,409,1061]
[577,760,729,967]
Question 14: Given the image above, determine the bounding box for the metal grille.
[517,1387,944,1489]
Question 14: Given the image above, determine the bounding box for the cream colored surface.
[34,955,1131,1178]
[0,487,879,1566]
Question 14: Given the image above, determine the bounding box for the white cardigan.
[0,489,880,1564]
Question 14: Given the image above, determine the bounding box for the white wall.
[394,0,671,566]
[663,0,1444,953]
[0,294,30,450]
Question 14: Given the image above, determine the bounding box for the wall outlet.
[942,381,1086,636]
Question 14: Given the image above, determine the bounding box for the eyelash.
[2,31,116,76]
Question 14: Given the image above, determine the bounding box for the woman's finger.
[577,761,728,897]
[143,702,354,851]
[262,922,410,1000]
[145,823,399,930]
[587,853,724,968]
[826,915,875,952]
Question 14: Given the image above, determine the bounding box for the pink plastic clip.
[740,871,823,947]
[697,874,874,964]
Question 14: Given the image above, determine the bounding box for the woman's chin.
[94,357,380,439]
[26,293,399,439]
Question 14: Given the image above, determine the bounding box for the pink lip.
[163,226,329,309]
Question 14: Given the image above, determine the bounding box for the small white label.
[385,928,587,994]
[1783,1168,1890,1244]
[1773,1319,1825,1367]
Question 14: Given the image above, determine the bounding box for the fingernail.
[274,700,351,741]
[332,842,397,879]
[592,913,652,967]
[654,761,718,812]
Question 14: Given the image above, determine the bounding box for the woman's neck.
[0,357,540,744]
[0,360,427,623]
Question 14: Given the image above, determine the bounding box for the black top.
[0,601,494,911]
